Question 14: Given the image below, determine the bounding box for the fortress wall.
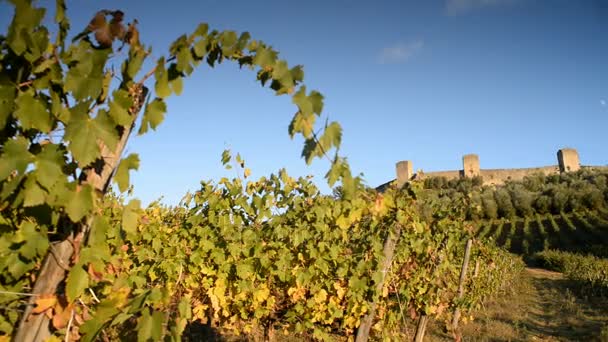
[414,166,562,185]
[582,165,608,172]
[378,149,606,192]
[420,170,462,179]
[479,166,559,185]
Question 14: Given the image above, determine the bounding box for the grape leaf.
[0,137,33,180]
[66,263,89,302]
[138,98,166,135]
[14,90,52,133]
[114,153,140,192]
[64,104,118,167]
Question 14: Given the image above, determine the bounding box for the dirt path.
[435,268,608,341]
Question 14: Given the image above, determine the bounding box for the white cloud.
[378,40,424,64]
[445,0,515,16]
[601,99,607,107]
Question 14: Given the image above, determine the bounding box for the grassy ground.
[424,268,608,342]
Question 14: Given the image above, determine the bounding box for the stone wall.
[479,166,559,185]
[379,148,607,189]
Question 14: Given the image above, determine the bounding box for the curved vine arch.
[0,1,359,339]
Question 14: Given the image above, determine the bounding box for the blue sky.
[2,0,607,205]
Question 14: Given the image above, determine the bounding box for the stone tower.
[462,154,480,178]
[395,161,413,187]
[557,148,580,172]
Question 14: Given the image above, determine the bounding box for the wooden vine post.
[355,223,403,342]
[451,239,473,331]
[15,84,148,342]
[413,315,428,342]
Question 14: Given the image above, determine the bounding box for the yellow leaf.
[43,337,62,342]
[32,294,57,314]
[314,289,327,304]
[244,168,251,178]
[192,304,209,324]
[253,285,270,305]
[336,216,350,230]
[288,286,306,302]
[382,285,389,298]
[333,281,346,300]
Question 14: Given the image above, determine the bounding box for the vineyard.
[1,1,607,341]
[476,210,608,257]
[0,2,526,341]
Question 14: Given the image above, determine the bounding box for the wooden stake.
[355,224,402,342]
[451,239,473,331]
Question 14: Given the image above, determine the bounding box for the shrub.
[534,195,551,214]
[481,191,498,220]
[509,185,534,217]
[534,250,608,296]
[495,188,515,218]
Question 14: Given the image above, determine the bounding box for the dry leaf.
[32,294,57,314]
[52,303,74,330]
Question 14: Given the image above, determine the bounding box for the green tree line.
[421,169,608,220]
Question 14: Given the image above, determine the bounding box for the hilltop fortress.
[378,148,608,190]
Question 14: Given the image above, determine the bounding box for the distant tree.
[546,174,561,185]
[424,176,448,190]
[494,188,515,218]
[591,174,607,191]
[523,173,545,192]
[466,191,483,220]
[549,186,569,214]
[510,185,534,217]
[480,190,498,219]
[582,189,604,210]
[456,178,473,194]
[534,195,551,214]
[471,175,484,187]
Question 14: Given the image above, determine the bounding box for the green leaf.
[288,111,315,139]
[108,90,134,126]
[219,31,237,57]
[124,48,147,81]
[170,76,183,96]
[308,91,324,114]
[18,222,48,259]
[64,184,95,222]
[301,138,317,165]
[252,45,277,68]
[6,1,46,55]
[193,23,209,37]
[54,0,69,50]
[122,199,141,235]
[114,154,140,192]
[137,308,163,342]
[14,90,53,132]
[64,43,110,100]
[221,149,231,166]
[22,177,46,207]
[176,46,193,75]
[34,144,66,190]
[66,263,89,302]
[193,38,207,59]
[64,103,118,167]
[316,121,342,156]
[89,215,110,248]
[138,98,166,135]
[7,253,30,279]
[0,137,33,180]
[154,58,171,98]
